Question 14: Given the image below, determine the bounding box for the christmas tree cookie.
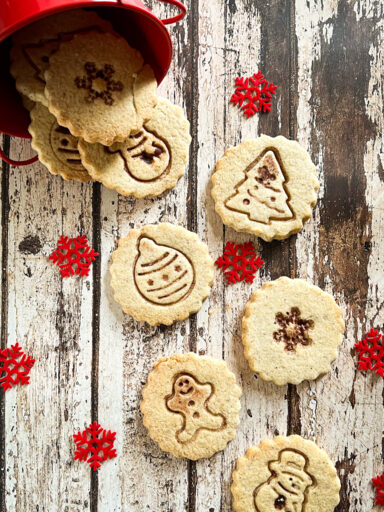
[211,135,319,241]
[242,277,344,385]
[232,435,340,512]
[141,353,242,459]
[79,98,191,197]
[110,224,214,325]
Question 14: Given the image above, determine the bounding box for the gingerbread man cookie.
[166,373,225,443]
[242,277,344,385]
[211,135,319,241]
[78,98,190,197]
[141,353,242,459]
[232,436,340,512]
[110,224,214,326]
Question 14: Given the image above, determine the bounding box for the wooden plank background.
[0,0,383,510]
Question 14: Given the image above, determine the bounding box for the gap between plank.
[287,0,302,436]
[186,0,200,508]
[0,135,10,512]
[90,182,102,512]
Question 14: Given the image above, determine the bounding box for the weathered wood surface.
[0,0,383,511]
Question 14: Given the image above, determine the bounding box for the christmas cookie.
[29,103,91,182]
[78,98,190,197]
[44,31,158,145]
[110,224,214,325]
[231,435,340,512]
[141,353,242,459]
[211,135,319,241]
[10,9,113,105]
[21,95,35,111]
[242,277,344,385]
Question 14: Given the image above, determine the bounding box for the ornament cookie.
[211,135,319,241]
[29,103,91,182]
[110,224,213,325]
[10,9,113,105]
[78,98,190,197]
[44,31,157,145]
[242,277,344,385]
[232,435,340,512]
[141,353,242,459]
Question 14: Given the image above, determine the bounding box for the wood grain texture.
[3,140,94,511]
[0,1,383,511]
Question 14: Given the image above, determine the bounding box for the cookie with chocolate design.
[78,98,190,197]
[141,353,242,459]
[29,103,92,183]
[232,435,340,512]
[211,135,319,241]
[10,9,113,105]
[242,277,344,385]
[110,224,214,326]
[44,31,158,145]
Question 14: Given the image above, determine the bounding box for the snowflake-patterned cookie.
[44,31,157,145]
[242,277,344,385]
[141,353,242,459]
[232,435,340,512]
[211,135,319,241]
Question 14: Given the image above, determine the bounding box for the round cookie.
[29,103,92,183]
[211,135,319,241]
[110,224,214,326]
[231,435,340,512]
[141,353,242,459]
[10,9,113,105]
[78,98,191,197]
[44,31,158,145]
[242,277,344,385]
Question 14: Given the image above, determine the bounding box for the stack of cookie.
[10,9,191,197]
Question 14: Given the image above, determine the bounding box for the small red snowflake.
[355,328,384,377]
[230,70,278,118]
[0,343,35,391]
[215,241,264,284]
[73,421,117,471]
[372,473,384,506]
[49,235,99,278]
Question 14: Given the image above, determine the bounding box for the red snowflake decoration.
[355,328,384,377]
[215,241,264,284]
[0,343,35,391]
[230,70,278,118]
[49,235,99,278]
[372,473,384,506]
[73,421,117,471]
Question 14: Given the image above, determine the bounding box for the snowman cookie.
[231,435,340,512]
[29,103,91,182]
[44,31,158,145]
[110,224,214,325]
[211,135,319,241]
[141,353,242,459]
[10,9,113,105]
[78,98,190,197]
[242,277,344,385]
